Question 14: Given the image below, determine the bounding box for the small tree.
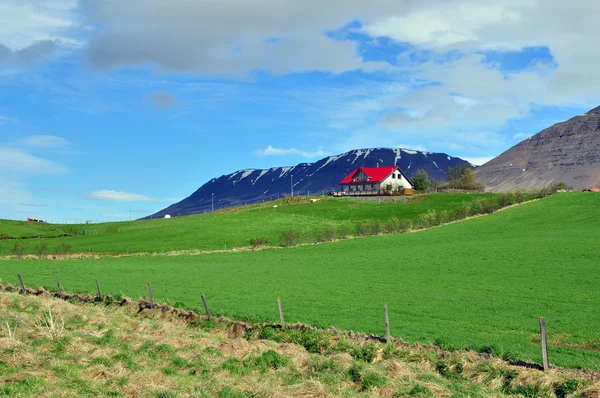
[412,169,431,191]
[35,242,49,259]
[12,243,25,259]
[55,242,72,257]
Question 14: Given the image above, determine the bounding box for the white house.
[339,166,413,194]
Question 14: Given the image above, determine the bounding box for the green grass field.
[1,193,599,369]
[0,193,491,255]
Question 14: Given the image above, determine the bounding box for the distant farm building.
[582,187,600,192]
[164,214,172,219]
[336,166,413,196]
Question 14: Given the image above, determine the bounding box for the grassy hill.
[1,193,599,370]
[1,290,596,397]
[0,194,492,255]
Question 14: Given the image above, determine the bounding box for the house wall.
[380,170,413,190]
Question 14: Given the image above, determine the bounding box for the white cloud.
[512,132,533,141]
[461,156,495,166]
[396,144,427,152]
[88,190,154,202]
[0,147,68,174]
[253,145,329,159]
[18,135,70,148]
[0,0,79,50]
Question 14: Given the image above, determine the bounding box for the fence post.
[95,279,102,300]
[384,304,391,343]
[146,282,154,308]
[18,274,25,292]
[277,297,286,328]
[56,278,64,299]
[539,317,549,371]
[201,294,212,320]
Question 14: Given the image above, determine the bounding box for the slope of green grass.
[6,292,593,397]
[1,193,599,369]
[0,194,491,255]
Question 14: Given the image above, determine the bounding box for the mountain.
[146,148,471,218]
[476,107,600,191]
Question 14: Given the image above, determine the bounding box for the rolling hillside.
[147,147,472,218]
[2,193,600,369]
[0,194,491,256]
[3,291,595,397]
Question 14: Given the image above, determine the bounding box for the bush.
[371,220,383,235]
[419,210,437,228]
[280,230,301,247]
[454,202,471,220]
[515,190,525,203]
[55,242,72,256]
[337,224,351,239]
[249,237,268,248]
[400,219,413,233]
[386,216,400,233]
[356,222,372,236]
[497,192,516,207]
[316,225,338,242]
[12,243,25,259]
[35,242,49,259]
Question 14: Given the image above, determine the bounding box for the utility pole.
[291,175,294,197]
[212,193,214,212]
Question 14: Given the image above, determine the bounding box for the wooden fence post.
[146,282,154,308]
[56,278,63,299]
[539,317,549,371]
[277,297,286,328]
[201,294,212,320]
[17,274,25,292]
[95,279,102,300]
[384,304,391,343]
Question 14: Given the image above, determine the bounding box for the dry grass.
[1,291,599,397]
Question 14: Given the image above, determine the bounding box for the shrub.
[337,224,351,239]
[480,197,500,214]
[436,210,450,225]
[35,242,49,259]
[371,220,383,235]
[419,210,437,228]
[55,242,72,256]
[315,225,336,242]
[12,243,25,259]
[280,230,301,247]
[356,222,372,236]
[497,192,515,207]
[249,237,268,248]
[400,219,413,233]
[386,216,400,233]
[454,202,471,220]
[515,190,526,203]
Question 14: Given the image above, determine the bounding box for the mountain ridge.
[146,147,472,218]
[476,106,600,191]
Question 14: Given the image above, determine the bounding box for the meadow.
[0,193,492,255]
[1,193,599,370]
[4,291,593,397]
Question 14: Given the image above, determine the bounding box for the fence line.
[11,274,553,371]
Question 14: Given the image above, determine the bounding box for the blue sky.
[1,0,599,222]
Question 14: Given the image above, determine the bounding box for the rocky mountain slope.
[476,106,600,191]
[146,148,471,218]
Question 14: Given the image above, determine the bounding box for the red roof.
[583,187,600,192]
[340,166,398,185]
